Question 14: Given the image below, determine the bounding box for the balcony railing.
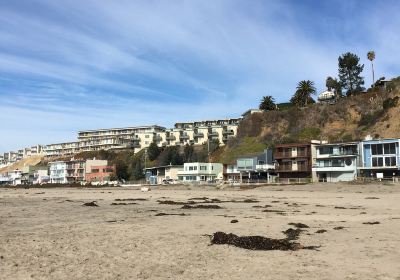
[166,135,176,141]
[194,132,204,138]
[179,134,190,140]
[276,165,311,172]
[275,151,311,158]
[222,129,234,135]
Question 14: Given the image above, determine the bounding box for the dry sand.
[1,183,400,280]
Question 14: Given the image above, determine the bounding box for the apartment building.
[274,143,313,179]
[177,162,223,182]
[312,142,359,182]
[358,138,400,178]
[223,164,240,181]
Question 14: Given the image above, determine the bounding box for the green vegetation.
[259,95,276,111]
[147,141,161,161]
[295,127,321,141]
[290,80,316,107]
[218,137,268,164]
[338,52,365,95]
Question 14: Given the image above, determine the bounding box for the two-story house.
[358,138,400,178]
[274,143,312,179]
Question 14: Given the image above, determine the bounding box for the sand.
[1,183,400,280]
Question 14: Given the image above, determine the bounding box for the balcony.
[179,134,190,140]
[166,135,176,141]
[274,151,311,159]
[276,165,311,172]
[222,129,234,135]
[154,135,163,141]
[255,164,275,170]
[194,132,204,138]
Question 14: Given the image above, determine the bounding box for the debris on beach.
[315,229,327,234]
[115,198,147,201]
[155,213,187,216]
[82,201,99,207]
[333,226,345,230]
[181,204,222,209]
[288,222,309,229]
[362,221,380,225]
[282,228,302,240]
[157,200,196,205]
[209,231,318,251]
[365,197,380,199]
[253,204,272,208]
[110,202,137,205]
[230,219,239,223]
[262,209,285,213]
[334,206,347,209]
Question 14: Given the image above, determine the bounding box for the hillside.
[216,77,400,164]
[0,155,44,173]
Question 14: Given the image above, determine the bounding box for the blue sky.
[1,0,399,153]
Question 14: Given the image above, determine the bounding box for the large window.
[200,166,207,171]
[371,144,383,155]
[319,147,333,155]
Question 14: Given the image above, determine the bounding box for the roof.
[144,165,183,170]
[275,143,311,148]
[78,125,166,134]
[315,141,359,147]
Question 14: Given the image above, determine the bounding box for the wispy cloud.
[0,0,399,152]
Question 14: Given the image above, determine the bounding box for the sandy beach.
[1,183,400,280]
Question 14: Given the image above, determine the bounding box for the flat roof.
[144,165,183,170]
[78,125,166,134]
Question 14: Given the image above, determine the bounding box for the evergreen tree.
[338,52,365,96]
[147,141,160,161]
[325,76,343,98]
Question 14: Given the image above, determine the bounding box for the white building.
[177,162,223,182]
[49,161,68,183]
[312,142,359,182]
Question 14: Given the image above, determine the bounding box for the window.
[319,147,333,155]
[372,157,384,167]
[145,135,149,138]
[371,144,383,155]
[384,143,396,154]
[200,166,207,171]
[385,157,396,166]
[189,166,194,171]
[145,141,149,145]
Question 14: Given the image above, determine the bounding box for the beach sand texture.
[1,183,399,280]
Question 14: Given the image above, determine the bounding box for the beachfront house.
[144,165,183,184]
[274,143,313,180]
[236,149,275,182]
[49,161,69,183]
[177,162,223,182]
[312,142,359,182]
[358,138,400,179]
[85,159,116,183]
[223,164,240,182]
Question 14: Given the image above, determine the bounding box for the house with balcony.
[274,143,313,179]
[49,161,68,183]
[312,142,359,182]
[358,138,400,178]
[177,162,223,182]
[236,149,275,182]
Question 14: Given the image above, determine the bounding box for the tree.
[338,52,365,96]
[131,157,144,180]
[259,95,276,111]
[183,144,195,162]
[147,141,160,161]
[290,80,316,107]
[326,76,343,98]
[157,146,183,166]
[367,51,375,85]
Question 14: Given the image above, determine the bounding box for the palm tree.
[367,51,375,85]
[259,95,276,111]
[290,80,316,107]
